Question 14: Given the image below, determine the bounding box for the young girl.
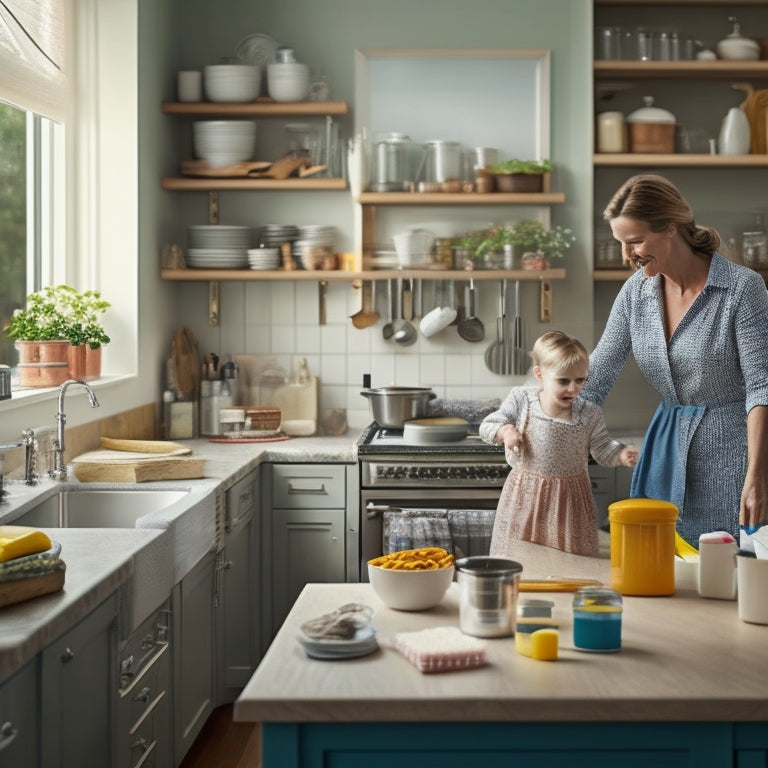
[480,330,638,557]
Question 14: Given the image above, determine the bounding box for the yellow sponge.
[515,621,559,661]
[0,526,53,563]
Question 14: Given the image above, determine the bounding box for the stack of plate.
[247,247,280,270]
[187,225,251,269]
[297,625,378,660]
[297,225,335,248]
[258,224,299,248]
[192,120,257,168]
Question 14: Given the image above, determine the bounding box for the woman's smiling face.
[610,215,675,275]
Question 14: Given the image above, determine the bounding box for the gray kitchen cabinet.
[215,470,259,706]
[117,599,172,768]
[40,593,118,768]
[0,660,38,768]
[172,550,215,766]
[265,464,349,644]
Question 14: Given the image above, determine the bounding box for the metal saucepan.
[359,386,436,427]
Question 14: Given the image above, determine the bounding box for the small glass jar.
[219,408,245,437]
[572,587,623,652]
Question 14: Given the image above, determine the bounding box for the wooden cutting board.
[0,569,65,608]
[73,447,204,483]
[100,437,191,455]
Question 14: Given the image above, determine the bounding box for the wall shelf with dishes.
[161,100,349,190]
[592,0,768,281]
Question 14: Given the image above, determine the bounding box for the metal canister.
[455,556,523,637]
[0,365,10,400]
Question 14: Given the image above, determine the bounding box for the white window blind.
[0,0,69,122]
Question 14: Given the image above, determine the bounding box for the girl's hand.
[619,445,638,467]
[498,423,523,456]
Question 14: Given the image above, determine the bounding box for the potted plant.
[4,285,110,386]
[489,159,552,193]
[508,218,576,270]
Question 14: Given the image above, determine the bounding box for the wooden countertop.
[235,540,768,724]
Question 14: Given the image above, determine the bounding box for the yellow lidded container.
[608,498,678,596]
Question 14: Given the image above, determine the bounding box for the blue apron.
[630,400,705,513]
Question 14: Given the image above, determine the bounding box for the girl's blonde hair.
[531,330,588,373]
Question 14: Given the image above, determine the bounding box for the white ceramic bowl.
[204,65,261,102]
[192,120,257,167]
[267,62,310,102]
[368,563,454,611]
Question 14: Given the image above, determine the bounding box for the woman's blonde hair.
[531,330,588,373]
[604,173,720,255]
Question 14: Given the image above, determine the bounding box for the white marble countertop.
[234,540,768,724]
[0,430,362,683]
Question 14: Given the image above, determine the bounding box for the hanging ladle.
[349,280,380,329]
[457,278,485,342]
[394,276,417,346]
[382,278,395,340]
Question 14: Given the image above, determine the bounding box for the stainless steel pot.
[359,386,436,428]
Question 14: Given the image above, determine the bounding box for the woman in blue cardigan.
[581,174,768,545]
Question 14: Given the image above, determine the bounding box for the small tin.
[572,587,623,652]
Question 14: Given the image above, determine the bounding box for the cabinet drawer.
[272,464,346,509]
[226,470,258,529]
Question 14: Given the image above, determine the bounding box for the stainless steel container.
[455,556,523,638]
[0,365,10,400]
[359,386,436,428]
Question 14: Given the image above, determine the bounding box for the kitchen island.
[234,540,768,767]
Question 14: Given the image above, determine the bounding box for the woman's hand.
[619,445,639,468]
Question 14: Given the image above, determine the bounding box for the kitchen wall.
[144,0,661,433]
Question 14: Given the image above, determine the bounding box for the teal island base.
[262,721,768,767]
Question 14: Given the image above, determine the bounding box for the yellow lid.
[608,498,678,523]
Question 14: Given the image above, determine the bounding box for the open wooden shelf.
[594,60,768,79]
[160,268,567,282]
[593,154,768,167]
[162,177,347,191]
[161,100,349,116]
[357,192,566,205]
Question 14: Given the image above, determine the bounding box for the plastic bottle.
[698,531,738,600]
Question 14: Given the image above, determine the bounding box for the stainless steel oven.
[356,422,510,581]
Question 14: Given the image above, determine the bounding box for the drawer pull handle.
[61,647,75,663]
[0,721,18,752]
[134,686,152,702]
[287,482,328,496]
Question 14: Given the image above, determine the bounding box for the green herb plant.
[5,285,111,348]
[489,159,552,176]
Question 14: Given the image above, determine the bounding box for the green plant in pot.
[4,285,110,386]
[510,218,576,270]
[489,159,551,193]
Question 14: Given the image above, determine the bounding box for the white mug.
[177,70,202,102]
[737,555,768,624]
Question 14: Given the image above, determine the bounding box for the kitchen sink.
[10,488,190,528]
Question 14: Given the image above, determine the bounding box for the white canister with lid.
[698,531,738,600]
[596,112,627,153]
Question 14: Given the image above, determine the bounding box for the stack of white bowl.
[187,225,251,268]
[247,247,281,270]
[267,62,310,102]
[193,120,257,167]
[204,65,261,102]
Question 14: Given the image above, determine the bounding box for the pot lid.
[626,96,676,124]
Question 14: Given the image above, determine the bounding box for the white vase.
[718,107,751,155]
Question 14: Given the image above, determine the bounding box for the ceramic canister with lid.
[608,498,678,595]
[596,111,627,153]
[626,96,676,153]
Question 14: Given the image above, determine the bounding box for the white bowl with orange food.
[367,547,454,611]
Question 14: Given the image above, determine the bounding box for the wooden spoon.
[350,281,380,329]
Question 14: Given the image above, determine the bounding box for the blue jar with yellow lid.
[572,586,623,652]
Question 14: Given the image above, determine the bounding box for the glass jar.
[572,587,623,652]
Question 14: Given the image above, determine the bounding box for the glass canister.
[608,498,678,595]
[424,140,462,183]
[572,587,623,652]
[372,132,413,191]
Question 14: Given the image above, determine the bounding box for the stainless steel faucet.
[51,379,100,481]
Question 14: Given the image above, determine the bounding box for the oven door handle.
[366,502,400,519]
